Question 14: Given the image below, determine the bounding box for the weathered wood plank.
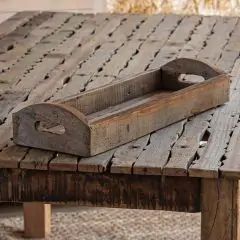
[189,48,240,178]
[48,153,78,172]
[148,14,182,41]
[179,17,217,59]
[149,15,202,69]
[19,149,55,170]
[78,149,115,173]
[0,11,39,39]
[0,12,73,71]
[99,40,142,77]
[52,41,124,100]
[198,17,238,63]
[131,14,165,40]
[110,135,150,174]
[0,169,201,212]
[109,14,146,41]
[220,124,240,178]
[201,178,240,240]
[0,12,53,54]
[133,121,185,175]
[163,112,211,176]
[0,145,28,168]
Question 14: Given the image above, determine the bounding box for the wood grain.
[201,178,240,240]
[0,13,240,178]
[13,58,229,157]
[0,169,201,212]
[24,202,51,238]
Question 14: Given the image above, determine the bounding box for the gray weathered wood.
[13,58,229,157]
[0,11,38,39]
[133,121,185,175]
[111,135,149,174]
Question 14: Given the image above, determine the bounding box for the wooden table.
[0,11,240,239]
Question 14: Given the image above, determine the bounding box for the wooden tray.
[12,58,230,157]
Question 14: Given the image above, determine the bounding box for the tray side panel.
[90,75,229,155]
[60,70,161,115]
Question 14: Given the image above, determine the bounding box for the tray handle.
[13,103,91,156]
[161,58,225,90]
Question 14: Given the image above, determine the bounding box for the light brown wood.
[24,202,51,238]
[201,178,239,240]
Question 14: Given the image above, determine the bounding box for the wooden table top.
[0,12,240,179]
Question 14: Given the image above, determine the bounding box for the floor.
[0,205,200,240]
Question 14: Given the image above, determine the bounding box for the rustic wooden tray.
[12,58,230,157]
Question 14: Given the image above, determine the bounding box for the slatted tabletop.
[0,12,240,179]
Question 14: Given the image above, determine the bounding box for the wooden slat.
[198,17,238,63]
[179,17,217,59]
[0,145,28,168]
[149,15,202,69]
[110,135,150,174]
[1,14,240,179]
[201,178,240,240]
[131,14,164,40]
[119,16,183,77]
[99,40,142,77]
[0,11,38,39]
[163,112,211,176]
[78,149,115,172]
[48,153,78,172]
[0,12,73,71]
[148,15,182,41]
[0,12,53,54]
[20,149,55,170]
[133,121,185,175]
[220,60,240,178]
[220,124,240,178]
[109,14,146,41]
[52,41,124,100]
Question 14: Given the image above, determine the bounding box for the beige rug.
[0,206,200,240]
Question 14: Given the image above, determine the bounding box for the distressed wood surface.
[13,58,229,157]
[0,169,201,212]
[0,12,240,178]
[201,178,240,240]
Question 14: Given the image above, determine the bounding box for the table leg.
[23,202,51,238]
[201,178,239,240]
